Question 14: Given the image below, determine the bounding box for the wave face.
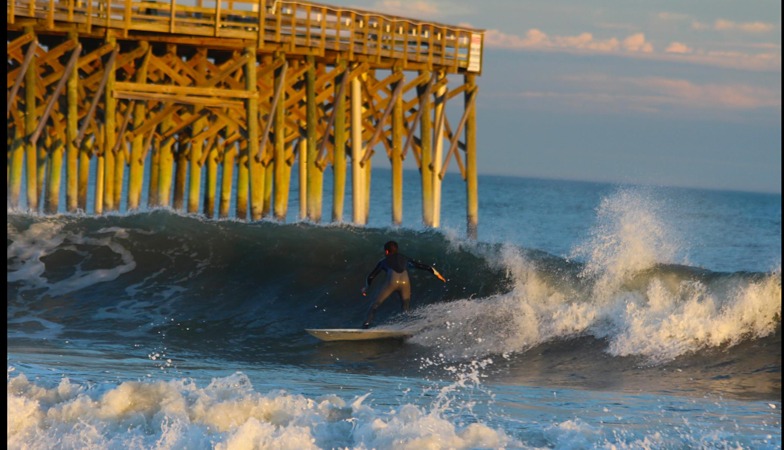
[7,210,780,399]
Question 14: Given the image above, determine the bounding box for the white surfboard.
[305,328,413,342]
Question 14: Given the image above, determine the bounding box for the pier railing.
[8,0,483,74]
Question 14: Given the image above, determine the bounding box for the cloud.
[692,19,775,33]
[629,77,781,110]
[622,33,653,53]
[484,27,779,71]
[665,42,691,54]
[519,74,781,115]
[484,28,654,54]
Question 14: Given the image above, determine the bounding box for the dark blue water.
[7,169,781,449]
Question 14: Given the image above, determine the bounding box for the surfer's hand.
[433,269,446,283]
[361,287,367,296]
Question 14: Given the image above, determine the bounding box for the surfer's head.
[384,241,398,255]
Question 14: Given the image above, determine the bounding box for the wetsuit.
[363,252,437,327]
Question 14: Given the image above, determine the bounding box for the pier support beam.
[201,137,218,219]
[66,30,80,212]
[219,140,235,219]
[306,55,323,223]
[465,73,478,239]
[331,62,348,223]
[273,58,289,221]
[189,48,209,215]
[391,68,404,226]
[246,47,264,221]
[128,43,150,211]
[104,35,117,212]
[24,27,38,212]
[44,135,63,214]
[157,113,175,208]
[351,71,366,225]
[204,139,218,217]
[148,134,160,208]
[173,135,187,210]
[418,70,433,227]
[78,138,91,211]
[432,71,447,228]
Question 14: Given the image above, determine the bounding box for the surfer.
[361,240,446,328]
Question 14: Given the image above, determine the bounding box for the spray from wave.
[401,187,781,365]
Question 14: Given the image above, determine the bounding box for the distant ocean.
[8,168,782,449]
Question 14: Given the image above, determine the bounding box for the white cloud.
[485,28,656,54]
[509,75,780,123]
[622,33,653,53]
[484,27,779,71]
[714,19,774,33]
[628,76,780,110]
[692,19,775,33]
[665,42,691,54]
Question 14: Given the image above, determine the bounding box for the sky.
[326,0,781,194]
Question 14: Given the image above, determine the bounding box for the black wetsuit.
[363,252,436,327]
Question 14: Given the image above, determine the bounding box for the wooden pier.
[6,0,483,237]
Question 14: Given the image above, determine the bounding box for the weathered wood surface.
[8,0,483,74]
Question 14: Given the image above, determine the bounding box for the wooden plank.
[114,91,246,108]
[114,81,258,99]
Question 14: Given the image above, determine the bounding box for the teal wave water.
[7,172,782,449]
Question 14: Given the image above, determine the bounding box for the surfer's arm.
[362,260,384,295]
[407,259,447,283]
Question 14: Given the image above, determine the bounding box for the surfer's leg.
[399,273,412,313]
[364,283,395,328]
[400,283,411,313]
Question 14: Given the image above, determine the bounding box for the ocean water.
[7,168,782,449]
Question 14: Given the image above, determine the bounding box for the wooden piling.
[24,26,38,212]
[418,70,433,227]
[45,136,64,214]
[298,136,307,220]
[173,137,187,210]
[432,71,447,228]
[306,55,323,222]
[263,161,273,217]
[189,49,209,215]
[9,126,24,209]
[147,135,160,208]
[219,141,235,219]
[350,72,365,224]
[95,132,105,215]
[332,62,348,223]
[236,140,249,220]
[273,59,288,221]
[78,138,91,211]
[128,42,150,211]
[157,112,175,208]
[465,73,478,239]
[66,31,80,212]
[246,47,264,221]
[103,35,117,212]
[203,140,218,218]
[391,68,404,225]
